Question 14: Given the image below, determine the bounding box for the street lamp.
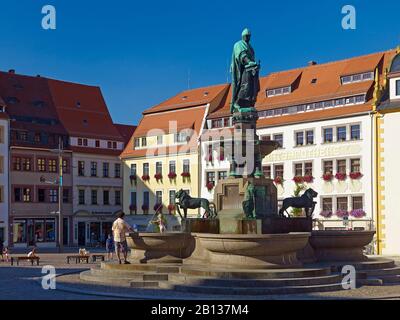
[40,138,64,252]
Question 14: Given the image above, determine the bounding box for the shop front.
[73,211,115,247]
[12,218,57,248]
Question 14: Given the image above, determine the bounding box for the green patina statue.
[242,182,256,219]
[230,28,260,114]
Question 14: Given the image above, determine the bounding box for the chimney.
[8,69,15,74]
[308,61,317,66]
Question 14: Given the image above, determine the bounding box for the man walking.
[112,212,133,264]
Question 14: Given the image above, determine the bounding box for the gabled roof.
[120,106,207,159]
[114,123,137,145]
[143,84,229,115]
[47,79,123,141]
[208,49,397,121]
[0,71,68,136]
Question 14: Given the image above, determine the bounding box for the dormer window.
[341,71,373,84]
[266,86,291,97]
[6,97,19,104]
[76,101,81,108]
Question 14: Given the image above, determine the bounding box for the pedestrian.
[3,247,10,262]
[106,234,114,261]
[112,212,133,264]
[0,242,3,262]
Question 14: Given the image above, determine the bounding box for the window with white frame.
[350,124,361,140]
[266,86,291,97]
[274,164,284,178]
[337,126,347,142]
[323,128,333,143]
[273,134,283,148]
[262,165,271,178]
[341,71,374,85]
[396,80,400,96]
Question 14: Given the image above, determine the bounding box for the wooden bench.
[92,254,105,262]
[11,256,40,266]
[66,255,90,264]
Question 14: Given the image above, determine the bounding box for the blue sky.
[0,0,399,125]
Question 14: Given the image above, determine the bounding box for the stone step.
[100,262,180,274]
[170,282,344,295]
[167,273,343,288]
[89,268,169,281]
[79,270,132,286]
[130,281,164,288]
[180,266,332,279]
[357,266,400,277]
[326,259,396,272]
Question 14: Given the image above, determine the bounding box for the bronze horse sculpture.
[278,188,318,218]
[175,189,217,219]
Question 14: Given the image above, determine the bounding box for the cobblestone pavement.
[1,252,400,300]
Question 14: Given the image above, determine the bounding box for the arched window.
[390,54,400,73]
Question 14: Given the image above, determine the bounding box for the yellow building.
[375,48,400,254]
[120,84,229,228]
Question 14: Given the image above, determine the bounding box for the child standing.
[106,234,114,261]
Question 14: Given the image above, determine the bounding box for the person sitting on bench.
[27,247,37,262]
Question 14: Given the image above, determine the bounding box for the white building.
[201,49,396,234]
[376,49,400,254]
[0,102,9,246]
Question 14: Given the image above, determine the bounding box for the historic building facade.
[375,48,400,255]
[0,99,9,246]
[47,79,135,247]
[200,50,396,239]
[0,70,74,248]
[120,84,229,229]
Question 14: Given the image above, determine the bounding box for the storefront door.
[78,222,86,246]
[27,219,35,246]
[63,218,68,246]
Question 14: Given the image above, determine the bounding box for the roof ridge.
[266,49,395,76]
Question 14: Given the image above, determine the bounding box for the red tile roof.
[120,106,207,159]
[208,49,397,121]
[114,123,137,145]
[143,84,229,114]
[47,79,124,141]
[0,71,68,136]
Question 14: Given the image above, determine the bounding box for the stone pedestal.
[262,217,312,234]
[214,177,277,219]
[181,218,219,234]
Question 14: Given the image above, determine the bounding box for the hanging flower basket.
[274,176,283,185]
[349,172,363,180]
[181,172,191,178]
[350,209,366,218]
[292,176,304,184]
[320,211,333,218]
[322,173,334,182]
[129,205,137,214]
[206,182,215,191]
[336,209,349,218]
[141,204,149,214]
[303,175,314,183]
[142,174,150,181]
[154,173,163,181]
[335,172,347,181]
[168,172,177,180]
[129,175,137,183]
[167,204,176,214]
[154,203,163,213]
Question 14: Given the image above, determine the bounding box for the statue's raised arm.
[230,28,260,114]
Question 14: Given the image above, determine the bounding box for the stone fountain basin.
[126,232,192,263]
[190,232,310,269]
[309,230,375,262]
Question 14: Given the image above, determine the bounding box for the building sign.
[264,144,362,162]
